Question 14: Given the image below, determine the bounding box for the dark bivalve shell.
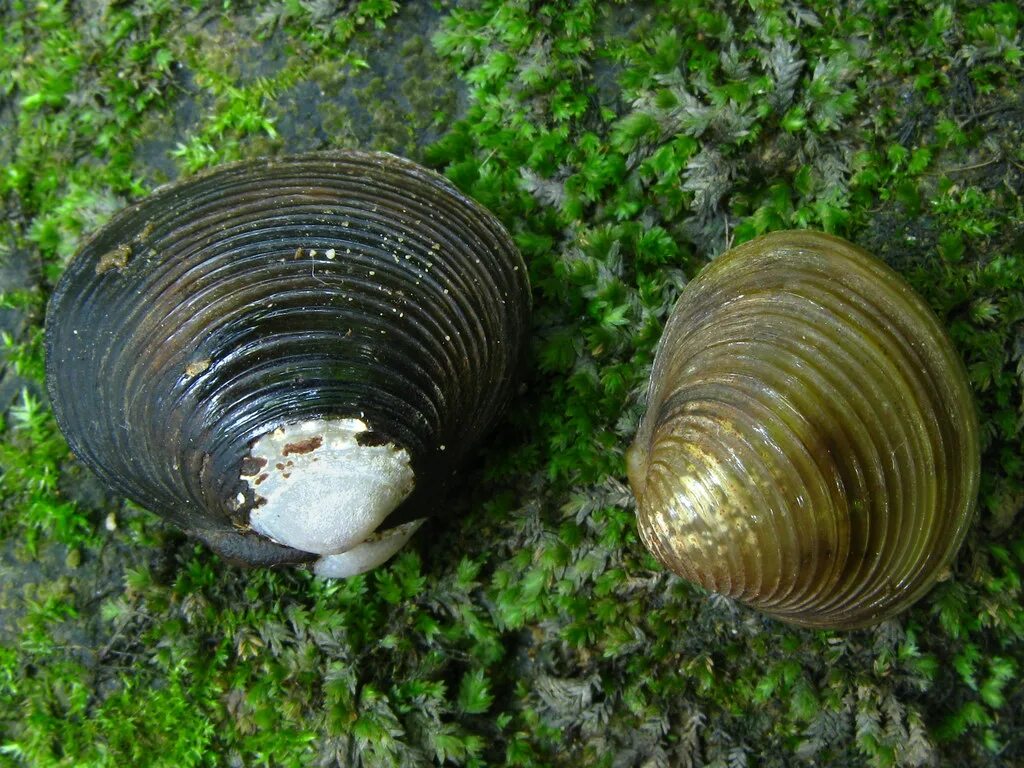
[46,151,530,577]
[626,231,979,629]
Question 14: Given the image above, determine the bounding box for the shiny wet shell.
[46,151,530,567]
[627,230,980,629]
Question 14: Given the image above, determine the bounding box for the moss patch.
[1,1,1023,766]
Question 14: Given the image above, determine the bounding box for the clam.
[46,151,530,577]
[627,230,980,629]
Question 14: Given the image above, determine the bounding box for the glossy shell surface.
[627,231,979,629]
[46,151,530,570]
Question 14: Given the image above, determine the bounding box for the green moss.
[1,1,1023,766]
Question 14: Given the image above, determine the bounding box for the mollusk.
[46,151,530,577]
[627,230,979,629]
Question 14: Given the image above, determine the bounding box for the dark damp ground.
[1,3,1022,767]
[129,1,464,189]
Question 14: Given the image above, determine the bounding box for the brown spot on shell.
[95,244,132,274]
[254,472,269,485]
[239,456,268,477]
[184,358,211,379]
[282,435,323,455]
[356,431,391,447]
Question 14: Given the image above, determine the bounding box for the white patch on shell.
[243,418,415,556]
[313,519,425,579]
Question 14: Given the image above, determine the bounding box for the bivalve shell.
[46,151,530,576]
[626,230,979,629]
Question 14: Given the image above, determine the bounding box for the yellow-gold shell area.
[627,230,980,630]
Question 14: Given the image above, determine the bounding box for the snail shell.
[46,151,530,577]
[627,231,980,629]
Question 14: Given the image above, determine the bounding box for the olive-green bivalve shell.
[46,151,530,575]
[627,231,979,629]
